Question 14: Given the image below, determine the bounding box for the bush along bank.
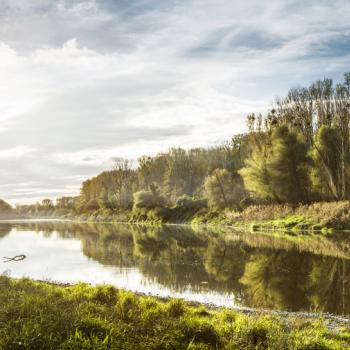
[128,200,350,233]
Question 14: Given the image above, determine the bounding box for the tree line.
[16,72,350,216]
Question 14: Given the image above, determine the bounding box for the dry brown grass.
[225,201,350,230]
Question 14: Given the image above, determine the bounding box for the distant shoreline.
[9,200,350,235]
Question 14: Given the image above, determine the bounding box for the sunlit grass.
[0,276,349,349]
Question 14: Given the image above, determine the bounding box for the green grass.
[0,276,349,349]
[247,214,318,233]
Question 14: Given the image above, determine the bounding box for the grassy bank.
[129,201,350,234]
[223,201,350,233]
[17,200,350,234]
[80,201,350,233]
[0,276,349,350]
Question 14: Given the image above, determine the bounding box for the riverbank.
[12,200,350,237]
[29,200,350,234]
[0,276,349,349]
[188,201,350,234]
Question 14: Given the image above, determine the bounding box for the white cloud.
[0,146,37,159]
[1,0,350,203]
[56,0,99,14]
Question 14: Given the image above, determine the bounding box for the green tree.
[240,126,311,203]
[41,199,54,208]
[204,169,244,209]
[311,125,350,200]
[267,126,311,203]
[238,141,272,201]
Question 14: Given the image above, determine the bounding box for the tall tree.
[240,126,311,203]
[267,126,311,203]
[113,159,138,209]
[204,169,244,209]
[310,126,349,200]
[239,138,273,201]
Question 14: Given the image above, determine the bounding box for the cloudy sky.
[1,0,350,204]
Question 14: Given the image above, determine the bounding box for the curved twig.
[3,255,26,263]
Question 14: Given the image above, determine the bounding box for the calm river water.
[0,221,349,316]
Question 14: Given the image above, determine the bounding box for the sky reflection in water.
[0,222,349,316]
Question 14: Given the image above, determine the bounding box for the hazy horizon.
[1,0,350,205]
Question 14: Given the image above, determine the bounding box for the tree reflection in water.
[5,222,350,315]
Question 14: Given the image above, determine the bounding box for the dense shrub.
[133,190,166,210]
[175,195,207,210]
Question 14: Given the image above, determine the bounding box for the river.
[0,221,349,317]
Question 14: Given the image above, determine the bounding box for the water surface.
[0,222,349,316]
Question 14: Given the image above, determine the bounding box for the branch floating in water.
[3,255,26,262]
